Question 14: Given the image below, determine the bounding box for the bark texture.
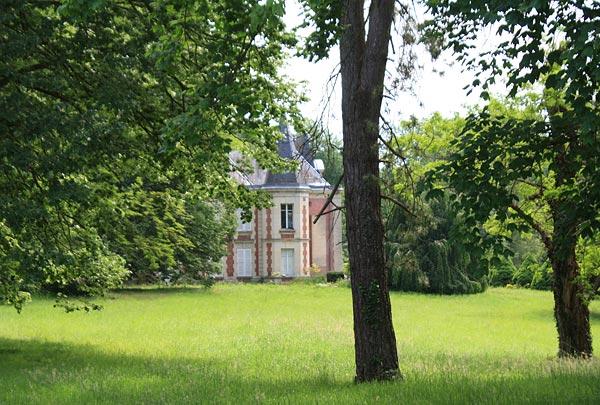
[340,0,400,382]
[551,249,593,358]
[548,118,593,358]
[550,200,593,358]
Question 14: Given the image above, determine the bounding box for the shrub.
[512,254,537,287]
[530,261,553,290]
[326,272,346,283]
[291,275,326,285]
[490,257,517,287]
[335,277,351,288]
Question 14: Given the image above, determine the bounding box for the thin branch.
[0,62,49,89]
[318,206,345,217]
[378,132,407,162]
[509,202,552,251]
[381,194,417,218]
[313,174,344,224]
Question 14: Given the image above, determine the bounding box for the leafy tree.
[313,131,343,186]
[381,114,487,295]
[425,0,600,358]
[1,0,301,309]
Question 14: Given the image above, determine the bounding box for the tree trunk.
[550,218,593,358]
[548,111,593,358]
[340,0,400,382]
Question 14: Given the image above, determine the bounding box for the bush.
[512,254,538,287]
[291,275,326,285]
[335,277,351,288]
[530,261,553,290]
[490,258,517,287]
[326,272,346,283]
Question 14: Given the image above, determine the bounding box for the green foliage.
[290,275,326,285]
[530,260,553,291]
[425,1,600,114]
[425,1,600,240]
[326,272,345,283]
[576,236,600,299]
[386,195,487,295]
[425,90,598,278]
[297,0,343,61]
[0,0,302,309]
[314,134,343,186]
[382,114,487,295]
[512,254,537,287]
[425,1,599,356]
[490,257,517,287]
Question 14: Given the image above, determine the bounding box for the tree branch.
[0,62,50,89]
[313,174,343,224]
[509,202,552,251]
[381,194,417,218]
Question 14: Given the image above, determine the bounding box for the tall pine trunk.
[340,0,400,382]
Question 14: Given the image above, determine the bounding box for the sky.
[282,2,500,137]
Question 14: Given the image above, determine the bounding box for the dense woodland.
[1,0,599,380]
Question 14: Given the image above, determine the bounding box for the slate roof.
[230,124,329,190]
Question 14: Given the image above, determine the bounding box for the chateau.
[222,125,343,280]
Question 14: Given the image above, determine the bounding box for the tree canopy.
[1,0,302,310]
[425,0,600,357]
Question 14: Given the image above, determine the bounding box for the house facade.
[222,125,343,280]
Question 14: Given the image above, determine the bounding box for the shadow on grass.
[1,337,600,404]
[0,337,349,404]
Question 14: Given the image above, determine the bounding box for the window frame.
[280,203,294,230]
[281,248,295,277]
[236,248,253,277]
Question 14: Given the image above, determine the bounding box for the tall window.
[281,248,295,276]
[237,209,252,232]
[236,248,252,277]
[281,204,293,229]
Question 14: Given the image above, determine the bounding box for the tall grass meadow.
[1,284,599,403]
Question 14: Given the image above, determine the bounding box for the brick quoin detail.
[302,205,308,239]
[226,243,234,277]
[266,208,272,239]
[254,208,259,277]
[303,242,308,270]
[266,242,273,276]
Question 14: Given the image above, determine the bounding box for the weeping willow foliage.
[385,195,487,295]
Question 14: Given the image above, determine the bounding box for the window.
[281,248,295,277]
[236,248,252,277]
[237,210,252,232]
[281,204,293,229]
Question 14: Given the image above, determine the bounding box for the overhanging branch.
[381,194,417,218]
[509,203,552,251]
[313,174,343,224]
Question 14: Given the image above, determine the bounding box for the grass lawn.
[1,283,599,404]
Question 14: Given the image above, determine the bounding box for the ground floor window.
[281,248,295,277]
[236,248,252,277]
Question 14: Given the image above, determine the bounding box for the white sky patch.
[283,1,509,137]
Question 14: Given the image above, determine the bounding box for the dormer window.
[281,204,293,230]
